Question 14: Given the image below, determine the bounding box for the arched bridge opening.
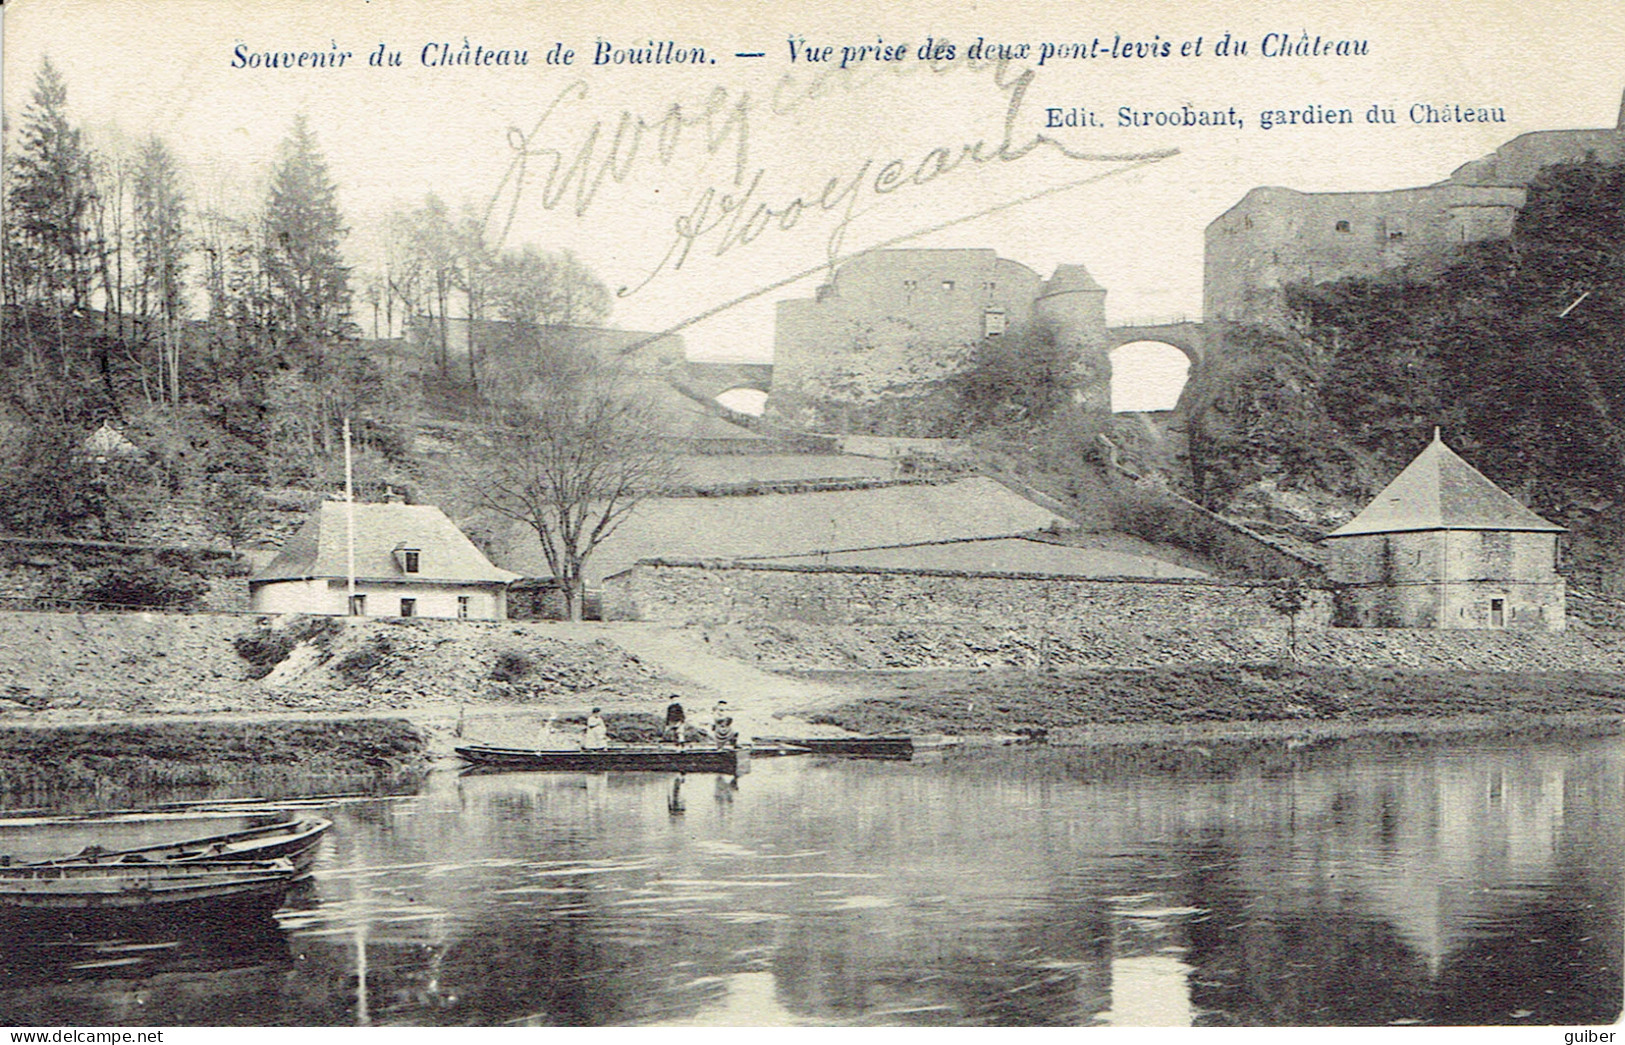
[1104,321,1206,366]
[680,361,774,401]
[1110,341,1193,413]
[715,387,769,416]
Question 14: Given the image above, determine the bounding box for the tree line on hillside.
[0,58,618,553]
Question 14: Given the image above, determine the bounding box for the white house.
[250,501,518,619]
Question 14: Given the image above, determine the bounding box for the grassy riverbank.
[803,663,1625,736]
[0,718,429,800]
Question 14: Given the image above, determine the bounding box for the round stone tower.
[1034,264,1112,411]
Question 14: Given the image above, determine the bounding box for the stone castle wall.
[1203,184,1525,326]
[1206,123,1625,328]
[769,249,1107,429]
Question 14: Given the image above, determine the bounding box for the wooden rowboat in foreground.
[0,859,299,925]
[20,818,332,876]
[456,743,751,775]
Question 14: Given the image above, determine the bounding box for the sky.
[5,0,1624,387]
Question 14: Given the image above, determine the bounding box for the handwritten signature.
[485,57,1177,319]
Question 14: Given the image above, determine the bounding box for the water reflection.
[0,732,1617,1026]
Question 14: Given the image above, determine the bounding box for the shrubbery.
[79,556,209,608]
[233,615,344,678]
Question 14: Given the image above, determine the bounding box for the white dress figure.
[583,709,608,750]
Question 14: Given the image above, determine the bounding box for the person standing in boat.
[664,697,687,745]
[583,708,608,749]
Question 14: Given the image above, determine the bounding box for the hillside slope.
[1179,158,1625,588]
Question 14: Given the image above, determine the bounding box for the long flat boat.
[756,735,916,759]
[21,818,331,876]
[456,743,750,775]
[0,858,299,925]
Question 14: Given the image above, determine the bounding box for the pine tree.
[5,57,101,401]
[7,58,99,311]
[262,114,353,366]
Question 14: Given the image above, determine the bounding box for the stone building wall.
[1324,530,1565,631]
[602,559,1333,630]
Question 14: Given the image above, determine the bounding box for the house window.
[457,595,470,619]
[403,550,420,574]
[942,280,955,292]
[349,594,367,616]
[1334,220,1351,233]
[400,598,417,618]
[1489,598,1505,627]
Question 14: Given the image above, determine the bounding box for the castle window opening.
[942,280,955,292]
[401,597,417,618]
[902,279,916,301]
[1335,220,1351,232]
[1490,598,1505,627]
[983,308,1006,337]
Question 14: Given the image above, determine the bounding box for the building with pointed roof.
[250,500,519,619]
[79,421,139,463]
[1322,432,1565,630]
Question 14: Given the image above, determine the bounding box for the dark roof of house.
[1326,434,1565,538]
[252,502,520,584]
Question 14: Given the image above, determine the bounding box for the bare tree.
[460,348,676,620]
[132,135,187,407]
[489,245,610,328]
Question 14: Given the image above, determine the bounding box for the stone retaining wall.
[609,560,1625,674]
[603,560,1333,630]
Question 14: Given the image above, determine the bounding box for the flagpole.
[344,417,357,615]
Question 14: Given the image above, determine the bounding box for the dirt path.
[535,622,851,738]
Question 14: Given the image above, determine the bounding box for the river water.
[0,731,1619,1027]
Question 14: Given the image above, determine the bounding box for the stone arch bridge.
[679,361,776,401]
[679,324,1207,405]
[1103,321,1208,365]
